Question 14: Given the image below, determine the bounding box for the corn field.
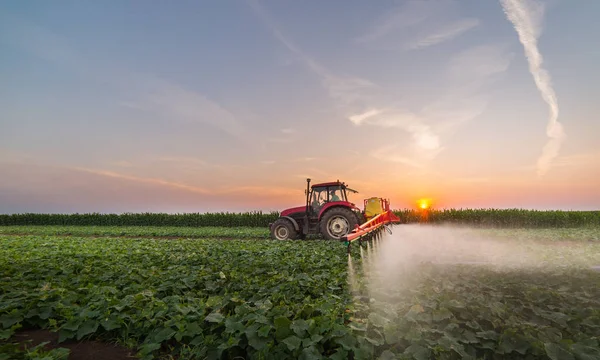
[1,209,599,228]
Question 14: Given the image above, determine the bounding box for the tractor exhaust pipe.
[305,178,311,215]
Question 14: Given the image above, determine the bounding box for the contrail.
[499,0,565,176]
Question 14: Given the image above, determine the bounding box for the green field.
[2,209,599,228]
[1,226,600,359]
[0,225,270,239]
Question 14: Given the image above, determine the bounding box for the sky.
[1,0,599,214]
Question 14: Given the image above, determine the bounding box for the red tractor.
[269,178,389,240]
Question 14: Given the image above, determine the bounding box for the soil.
[10,329,137,360]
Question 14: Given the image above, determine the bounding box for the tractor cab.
[307,181,355,215]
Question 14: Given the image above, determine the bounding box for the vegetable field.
[1,226,600,359]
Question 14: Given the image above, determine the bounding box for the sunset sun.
[417,198,431,210]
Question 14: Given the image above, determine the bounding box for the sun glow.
[417,198,431,210]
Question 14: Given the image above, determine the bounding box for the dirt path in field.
[11,329,136,359]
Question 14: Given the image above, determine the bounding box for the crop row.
[2,226,600,243]
[0,225,270,239]
[1,209,599,228]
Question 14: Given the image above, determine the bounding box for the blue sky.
[1,0,599,213]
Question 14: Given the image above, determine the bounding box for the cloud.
[356,0,479,50]
[369,145,430,169]
[349,108,441,152]
[124,76,250,143]
[499,0,564,177]
[0,12,250,144]
[248,1,512,166]
[72,167,212,195]
[246,0,377,117]
[349,43,512,156]
[447,44,513,86]
[407,18,480,50]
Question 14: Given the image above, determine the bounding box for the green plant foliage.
[0,211,280,227]
[1,209,599,228]
[0,340,70,360]
[345,249,600,359]
[0,226,269,239]
[1,230,600,360]
[0,235,353,359]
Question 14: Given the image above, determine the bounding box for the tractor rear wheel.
[356,212,367,225]
[270,218,297,240]
[319,207,358,240]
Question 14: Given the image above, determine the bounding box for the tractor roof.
[311,180,358,193]
[311,181,345,188]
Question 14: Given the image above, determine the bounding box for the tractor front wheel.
[319,207,358,240]
[270,218,297,240]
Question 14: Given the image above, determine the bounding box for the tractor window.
[311,188,327,212]
[329,188,341,202]
[328,186,346,202]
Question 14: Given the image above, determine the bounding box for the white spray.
[499,0,565,177]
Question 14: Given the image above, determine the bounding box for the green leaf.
[0,328,14,340]
[572,343,600,360]
[476,330,499,341]
[335,333,356,350]
[76,320,98,340]
[154,327,176,343]
[349,322,367,332]
[58,329,75,343]
[432,308,453,322]
[205,312,224,323]
[545,343,575,360]
[0,313,21,328]
[100,317,121,331]
[403,344,431,360]
[274,316,292,340]
[368,313,389,328]
[497,332,531,355]
[282,335,302,351]
[378,350,397,360]
[258,325,272,338]
[291,319,310,337]
[300,346,322,360]
[225,318,244,334]
[62,319,81,332]
[138,342,161,357]
[184,322,203,337]
[247,330,269,351]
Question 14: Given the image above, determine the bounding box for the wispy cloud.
[407,18,480,50]
[246,0,377,117]
[247,0,442,157]
[349,108,441,153]
[123,75,250,143]
[248,0,511,167]
[351,44,512,162]
[356,0,479,50]
[73,167,212,195]
[370,145,428,169]
[0,12,251,144]
[499,0,564,177]
[447,44,513,87]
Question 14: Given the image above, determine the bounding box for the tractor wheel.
[319,207,358,240]
[270,218,297,240]
[356,212,367,225]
